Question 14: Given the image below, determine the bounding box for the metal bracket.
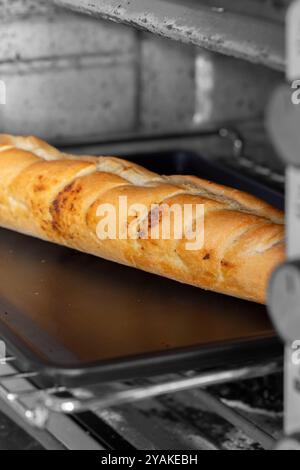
[52,0,284,70]
[266,12,300,438]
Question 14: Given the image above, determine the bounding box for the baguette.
[0,134,285,304]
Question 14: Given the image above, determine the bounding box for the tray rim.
[0,318,282,387]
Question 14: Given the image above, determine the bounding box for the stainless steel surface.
[97,375,283,450]
[280,167,300,437]
[268,263,300,437]
[267,85,300,167]
[268,97,300,441]
[64,130,237,160]
[266,1,300,442]
[0,343,283,449]
[0,406,42,450]
[179,388,276,450]
[0,357,103,449]
[284,160,300,438]
[65,130,285,187]
[53,0,285,70]
[275,435,300,449]
[36,360,282,416]
[268,262,300,343]
[286,166,300,258]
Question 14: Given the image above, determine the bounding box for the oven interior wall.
[0,0,284,171]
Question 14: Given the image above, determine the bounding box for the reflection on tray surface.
[0,228,272,365]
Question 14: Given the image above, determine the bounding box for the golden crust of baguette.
[0,134,285,304]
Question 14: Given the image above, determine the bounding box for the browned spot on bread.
[51,197,60,216]
[51,181,81,215]
[221,260,234,268]
[49,179,84,237]
[203,253,210,260]
[63,181,82,196]
[52,220,60,232]
[33,184,46,192]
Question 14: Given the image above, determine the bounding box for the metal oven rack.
[0,342,283,449]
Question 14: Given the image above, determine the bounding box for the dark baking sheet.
[0,150,283,386]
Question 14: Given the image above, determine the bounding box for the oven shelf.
[0,342,282,450]
[52,0,285,70]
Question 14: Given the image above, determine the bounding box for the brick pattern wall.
[0,0,283,145]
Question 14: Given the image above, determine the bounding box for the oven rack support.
[218,128,285,186]
[265,0,300,450]
[0,346,282,444]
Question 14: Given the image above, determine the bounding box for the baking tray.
[0,150,284,387]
